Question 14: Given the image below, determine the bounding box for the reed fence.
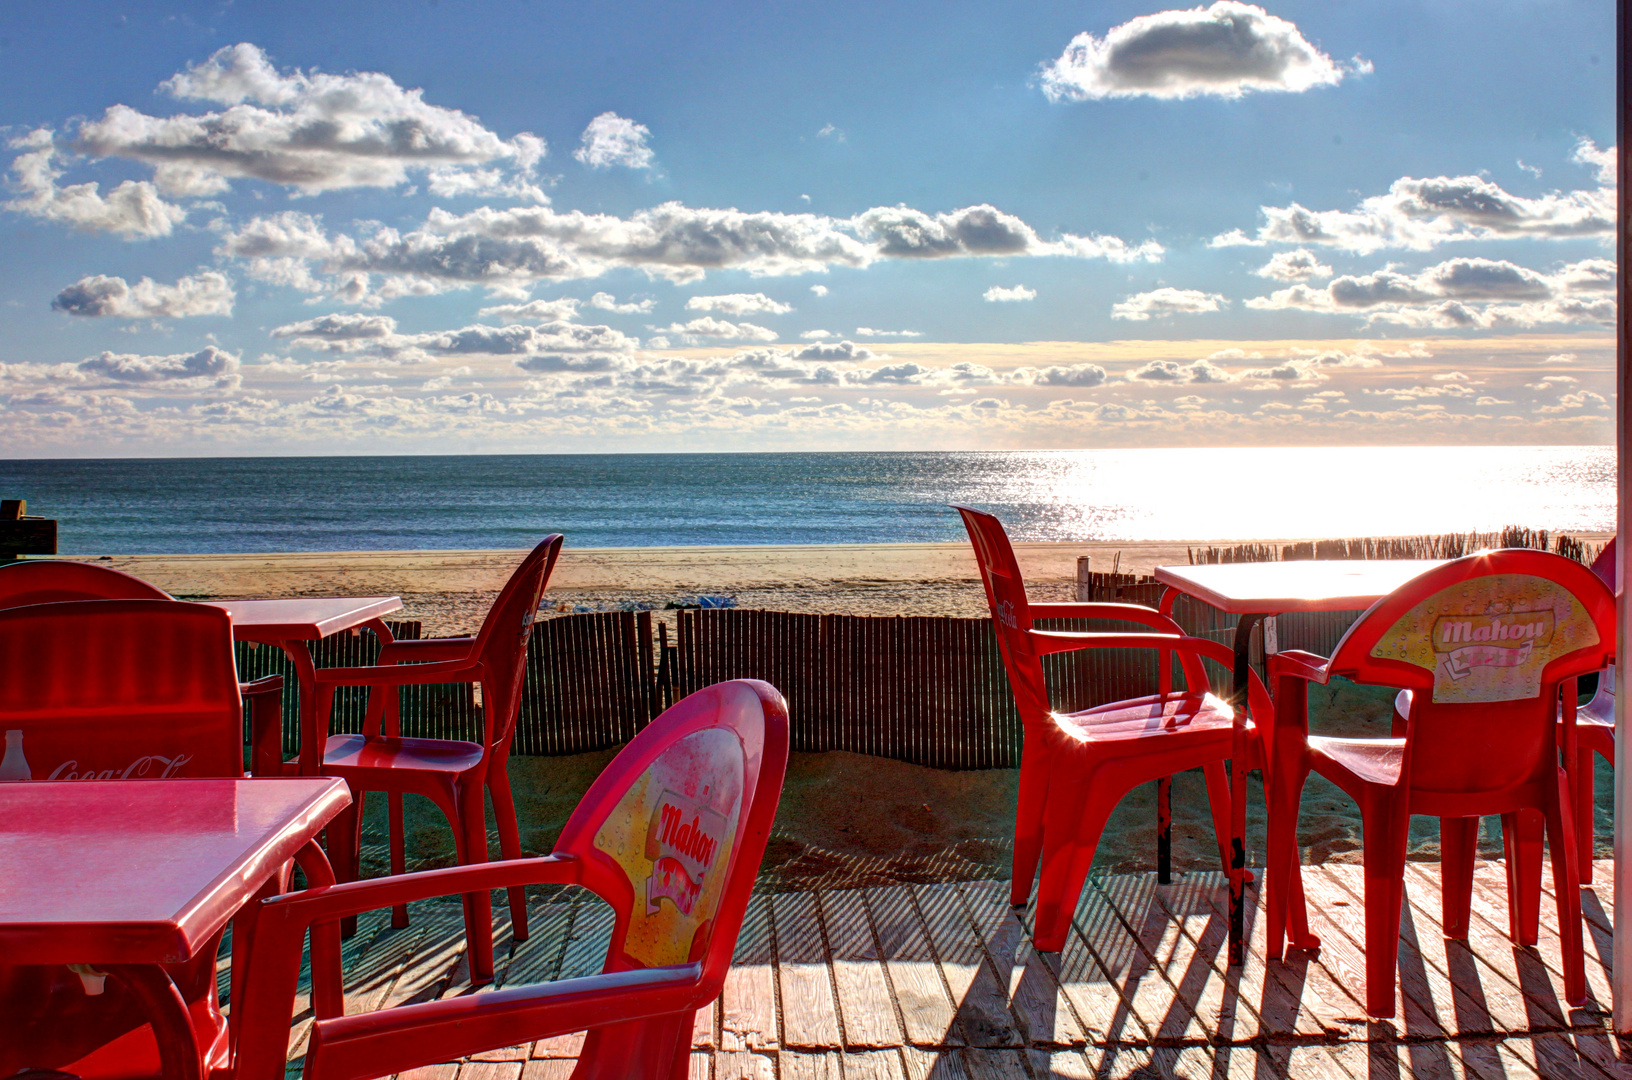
[237,598,1361,771]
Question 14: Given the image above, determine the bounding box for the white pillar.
[1613,0,1631,1031]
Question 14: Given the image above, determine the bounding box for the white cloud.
[800,329,834,340]
[792,340,875,362]
[1245,256,1616,328]
[1253,248,1331,281]
[52,271,234,318]
[5,129,188,238]
[589,291,655,314]
[1214,171,1613,254]
[983,284,1037,303]
[855,327,924,338]
[1573,138,1616,185]
[272,314,637,362]
[1111,287,1226,321]
[573,112,656,171]
[810,284,829,297]
[477,297,583,322]
[816,123,846,143]
[215,198,1161,300]
[1129,358,1233,383]
[1015,362,1108,387]
[1040,3,1350,102]
[651,317,778,344]
[685,293,794,316]
[72,44,546,199]
[1543,353,1578,364]
[77,345,240,388]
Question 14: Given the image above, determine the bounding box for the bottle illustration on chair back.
[0,729,31,781]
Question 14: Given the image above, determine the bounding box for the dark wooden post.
[0,500,57,563]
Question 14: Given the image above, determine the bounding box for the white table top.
[1154,560,1446,614]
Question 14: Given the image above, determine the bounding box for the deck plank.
[818,889,906,1049]
[911,882,1023,1048]
[1299,864,1449,1036]
[1400,862,1570,1034]
[1463,859,1613,1015]
[1019,888,1152,1047]
[1081,873,1207,1044]
[721,894,780,1052]
[956,880,1087,1048]
[772,891,844,1050]
[865,886,964,1048]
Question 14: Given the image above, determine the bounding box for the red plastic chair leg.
[1501,810,1544,946]
[1439,816,1479,939]
[326,797,364,939]
[487,764,531,941]
[388,792,409,930]
[1034,777,1117,953]
[1359,791,1411,1019]
[1547,766,1588,1006]
[1575,748,1596,884]
[458,779,496,984]
[1264,757,1310,961]
[1010,735,1052,906]
[575,1011,693,1080]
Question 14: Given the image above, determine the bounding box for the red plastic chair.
[955,507,1299,955]
[1392,536,1617,898]
[1266,549,1613,1017]
[231,679,789,1080]
[0,599,248,1080]
[0,559,285,770]
[305,535,563,984]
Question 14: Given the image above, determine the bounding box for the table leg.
[105,965,203,1080]
[1227,612,1265,967]
[276,639,320,775]
[1156,776,1173,884]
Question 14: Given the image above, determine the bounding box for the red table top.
[0,778,350,965]
[1154,560,1446,614]
[209,596,402,643]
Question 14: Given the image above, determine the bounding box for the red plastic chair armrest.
[240,675,284,696]
[242,675,286,777]
[307,964,704,1080]
[377,636,478,664]
[313,658,480,687]
[272,855,581,923]
[1028,629,1184,656]
[1028,602,1182,634]
[1266,650,1332,684]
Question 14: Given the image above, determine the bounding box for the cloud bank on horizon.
[0,3,1615,455]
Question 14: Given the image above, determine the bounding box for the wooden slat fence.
[236,601,1369,770]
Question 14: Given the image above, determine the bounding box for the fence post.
[1076,556,1092,602]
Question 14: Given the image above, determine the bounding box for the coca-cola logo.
[47,753,195,781]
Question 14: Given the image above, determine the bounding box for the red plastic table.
[210,597,403,775]
[1152,559,1444,963]
[0,777,350,1080]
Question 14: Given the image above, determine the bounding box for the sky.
[0,0,1617,456]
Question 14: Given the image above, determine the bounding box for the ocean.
[0,446,1614,555]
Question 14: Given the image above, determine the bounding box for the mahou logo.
[643,789,726,916]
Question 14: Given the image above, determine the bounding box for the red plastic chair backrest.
[1326,549,1614,793]
[1592,536,1616,592]
[0,560,171,608]
[469,535,563,752]
[551,679,789,990]
[956,506,1051,723]
[0,599,245,782]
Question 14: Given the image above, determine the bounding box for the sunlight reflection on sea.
[0,445,1613,554]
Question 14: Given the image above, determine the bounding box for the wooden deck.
[265,859,1632,1079]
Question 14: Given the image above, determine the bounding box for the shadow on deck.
[255,858,1632,1079]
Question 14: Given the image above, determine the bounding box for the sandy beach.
[71,534,1566,634]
